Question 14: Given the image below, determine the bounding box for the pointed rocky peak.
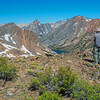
[73,16,84,19]
[0,23,22,36]
[31,20,40,25]
[92,19,100,22]
[71,16,92,23]
[65,16,84,25]
[33,20,40,24]
[87,19,100,33]
[7,22,15,25]
[2,23,16,27]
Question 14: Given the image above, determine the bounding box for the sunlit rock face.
[17,16,100,53]
[21,19,67,37]
[0,23,52,57]
[41,16,100,52]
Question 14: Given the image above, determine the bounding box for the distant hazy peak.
[32,20,40,24]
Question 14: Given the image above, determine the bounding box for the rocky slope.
[0,53,99,100]
[17,16,100,53]
[0,23,52,57]
[21,20,67,37]
[41,16,100,52]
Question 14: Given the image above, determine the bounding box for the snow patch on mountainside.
[21,45,35,56]
[20,54,29,58]
[0,43,17,55]
[0,43,35,58]
[3,33,16,44]
[36,52,41,55]
[10,36,16,44]
[85,18,92,22]
[4,34,10,42]
[6,54,16,58]
[2,43,17,50]
[0,49,9,55]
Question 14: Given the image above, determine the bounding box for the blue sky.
[0,0,100,24]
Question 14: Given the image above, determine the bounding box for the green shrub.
[0,57,17,81]
[29,65,100,99]
[38,91,62,100]
[92,85,100,99]
[29,67,53,94]
[27,62,43,76]
[72,80,100,100]
[29,66,77,96]
[24,95,34,100]
[55,67,77,96]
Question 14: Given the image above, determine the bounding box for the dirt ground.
[0,53,99,100]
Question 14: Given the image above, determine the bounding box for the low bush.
[29,67,53,94]
[24,96,34,100]
[72,80,100,100]
[29,65,100,99]
[27,62,43,76]
[38,91,62,100]
[55,67,77,96]
[29,66,77,96]
[0,57,17,81]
